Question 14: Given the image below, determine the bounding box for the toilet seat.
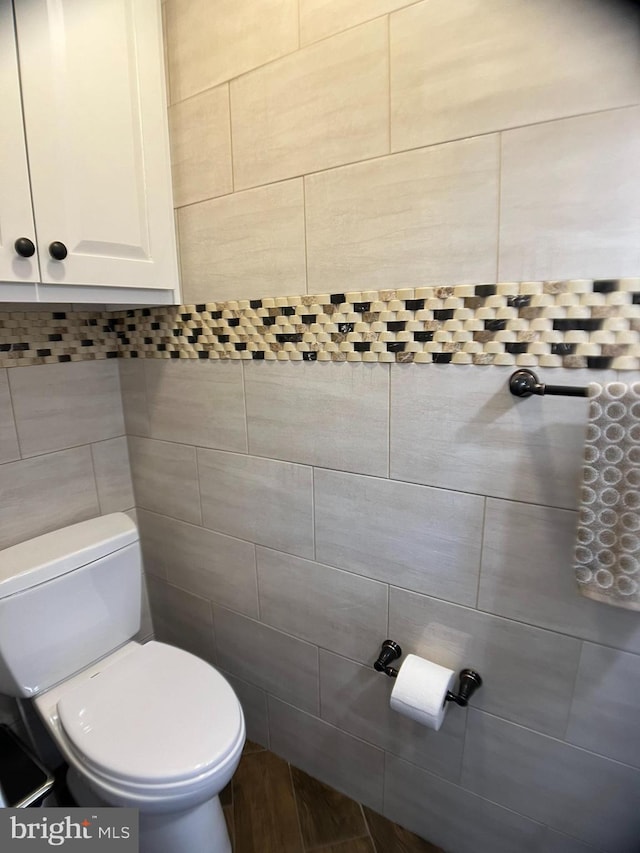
[56,641,243,789]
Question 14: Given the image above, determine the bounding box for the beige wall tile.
[257,547,388,664]
[305,136,499,291]
[8,361,125,458]
[245,361,388,476]
[390,0,640,151]
[178,179,306,303]
[499,107,640,281]
[268,697,385,811]
[213,606,319,713]
[169,85,232,208]
[314,469,484,606]
[128,436,202,525]
[145,359,247,453]
[146,576,216,663]
[479,498,640,656]
[118,359,150,437]
[0,369,19,464]
[300,0,411,45]
[0,447,100,550]
[91,437,135,514]
[165,0,298,102]
[390,365,605,510]
[231,19,388,190]
[198,448,314,559]
[137,508,258,617]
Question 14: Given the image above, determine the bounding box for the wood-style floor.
[221,741,442,853]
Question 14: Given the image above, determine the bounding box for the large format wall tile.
[221,670,269,748]
[169,85,232,208]
[566,643,640,769]
[315,469,483,605]
[146,576,216,664]
[268,697,385,812]
[91,437,135,514]
[198,449,314,558]
[165,0,298,102]
[499,108,640,281]
[128,436,201,525]
[390,365,598,509]
[9,361,124,457]
[390,0,640,151]
[118,359,149,437]
[145,359,247,452]
[300,0,410,45]
[245,361,388,476]
[137,509,258,617]
[231,19,388,190]
[389,587,581,737]
[178,179,306,304]
[0,369,19,463]
[257,548,388,664]
[305,136,499,291]
[479,498,640,655]
[462,710,640,852]
[384,754,546,853]
[319,650,466,783]
[213,606,319,714]
[0,447,99,550]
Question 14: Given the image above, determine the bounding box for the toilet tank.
[0,514,142,698]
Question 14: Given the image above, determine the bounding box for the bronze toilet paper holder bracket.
[373,639,483,708]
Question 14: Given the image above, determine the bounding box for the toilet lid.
[57,642,243,785]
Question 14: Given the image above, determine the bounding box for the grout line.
[475,496,487,608]
[88,443,103,514]
[288,761,307,852]
[3,368,24,460]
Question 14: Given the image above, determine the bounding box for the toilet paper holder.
[373,640,483,707]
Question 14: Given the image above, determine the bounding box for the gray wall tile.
[268,696,384,812]
[462,710,640,852]
[319,650,466,783]
[137,509,258,617]
[0,447,100,550]
[118,359,150,437]
[9,361,125,457]
[479,498,640,655]
[145,359,247,453]
[315,469,484,606]
[257,547,388,665]
[198,449,314,558]
[566,643,640,769]
[541,829,603,853]
[390,365,599,509]
[0,369,19,464]
[245,361,389,476]
[499,107,640,281]
[91,437,135,514]
[128,436,202,525]
[221,670,269,748]
[384,753,546,853]
[389,587,581,737]
[213,605,319,714]
[145,575,216,664]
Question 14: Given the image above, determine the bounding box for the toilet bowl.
[0,514,245,853]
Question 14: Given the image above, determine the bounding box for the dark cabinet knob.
[49,241,68,261]
[14,237,36,258]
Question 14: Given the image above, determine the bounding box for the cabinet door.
[14,0,178,291]
[0,0,39,284]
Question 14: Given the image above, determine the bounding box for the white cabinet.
[0,0,179,305]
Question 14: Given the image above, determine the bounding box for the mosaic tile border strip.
[2,279,640,369]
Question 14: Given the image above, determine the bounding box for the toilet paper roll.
[390,654,456,731]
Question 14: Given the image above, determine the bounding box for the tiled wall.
[151,1,640,851]
[0,358,142,732]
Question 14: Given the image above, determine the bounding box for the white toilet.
[0,513,245,853]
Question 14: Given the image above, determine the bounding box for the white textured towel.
[574,381,640,610]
